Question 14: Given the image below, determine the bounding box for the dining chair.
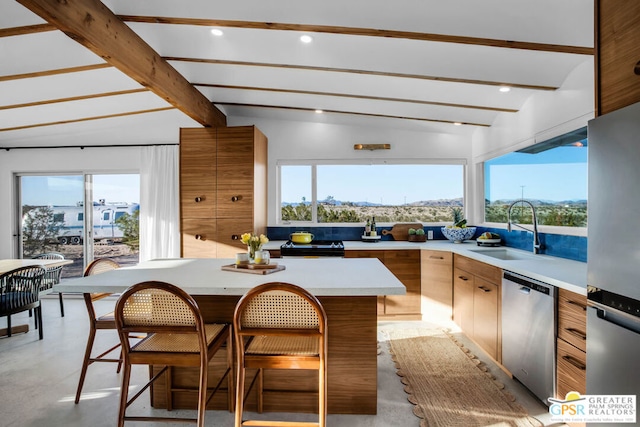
[75,258,122,404]
[32,252,66,316]
[233,282,327,427]
[0,265,46,340]
[115,280,233,427]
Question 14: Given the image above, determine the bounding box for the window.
[17,173,140,278]
[484,128,587,228]
[280,162,465,224]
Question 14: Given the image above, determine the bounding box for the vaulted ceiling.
[0,0,594,148]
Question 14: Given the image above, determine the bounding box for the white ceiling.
[0,0,594,148]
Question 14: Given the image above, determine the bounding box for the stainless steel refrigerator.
[587,100,640,427]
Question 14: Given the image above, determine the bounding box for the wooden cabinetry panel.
[383,250,421,316]
[216,218,254,258]
[180,126,267,258]
[557,337,587,398]
[216,187,254,218]
[454,254,501,284]
[596,0,640,115]
[181,218,217,258]
[473,277,499,360]
[421,250,453,322]
[453,267,474,335]
[558,288,587,352]
[453,254,502,363]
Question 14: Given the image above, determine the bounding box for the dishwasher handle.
[518,286,531,295]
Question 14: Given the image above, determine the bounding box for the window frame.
[277,158,468,226]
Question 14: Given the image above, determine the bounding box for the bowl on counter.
[290,231,314,243]
[441,226,477,243]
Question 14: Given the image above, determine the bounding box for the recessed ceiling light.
[210,29,223,36]
[453,122,462,126]
[499,86,511,93]
[315,109,323,114]
[300,35,313,43]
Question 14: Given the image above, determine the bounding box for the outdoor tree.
[115,209,140,250]
[22,205,63,256]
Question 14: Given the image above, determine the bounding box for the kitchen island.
[55,257,405,415]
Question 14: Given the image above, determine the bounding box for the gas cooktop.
[280,240,345,257]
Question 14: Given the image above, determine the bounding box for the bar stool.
[75,258,122,404]
[233,282,327,427]
[115,281,233,427]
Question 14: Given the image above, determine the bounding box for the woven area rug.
[385,328,543,427]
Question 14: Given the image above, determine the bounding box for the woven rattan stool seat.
[246,335,319,356]
[134,323,225,353]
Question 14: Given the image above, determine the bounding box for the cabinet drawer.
[181,218,217,258]
[344,250,384,260]
[454,254,501,284]
[217,187,254,218]
[558,289,587,352]
[181,188,216,218]
[216,218,256,258]
[557,337,586,398]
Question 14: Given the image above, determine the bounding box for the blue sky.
[282,164,464,205]
[21,174,140,206]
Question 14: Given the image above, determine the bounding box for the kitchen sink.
[468,248,540,261]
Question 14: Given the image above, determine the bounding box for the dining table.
[0,258,74,337]
[55,257,405,415]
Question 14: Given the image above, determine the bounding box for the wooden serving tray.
[221,263,286,275]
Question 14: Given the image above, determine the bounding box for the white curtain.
[139,145,180,261]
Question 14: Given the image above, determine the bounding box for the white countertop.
[55,257,406,297]
[265,239,588,295]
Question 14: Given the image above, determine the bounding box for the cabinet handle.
[567,300,587,311]
[458,275,469,281]
[564,327,586,341]
[562,354,586,371]
[194,196,203,203]
[231,195,242,202]
[429,256,444,260]
[194,234,205,240]
[477,286,490,292]
[231,234,240,240]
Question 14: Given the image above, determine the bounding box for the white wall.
[227,116,473,225]
[0,146,141,258]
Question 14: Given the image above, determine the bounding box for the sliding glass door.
[17,173,139,279]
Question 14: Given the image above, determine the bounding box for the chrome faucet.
[507,199,542,254]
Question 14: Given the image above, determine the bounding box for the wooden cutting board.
[221,263,286,275]
[381,223,423,241]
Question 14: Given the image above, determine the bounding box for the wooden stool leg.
[227,333,234,412]
[118,362,131,427]
[257,368,264,413]
[235,359,245,427]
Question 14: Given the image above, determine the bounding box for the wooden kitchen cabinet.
[556,288,587,399]
[421,250,453,323]
[345,249,421,319]
[453,254,502,362]
[596,0,640,115]
[180,126,267,258]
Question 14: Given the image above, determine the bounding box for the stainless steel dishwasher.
[502,270,557,404]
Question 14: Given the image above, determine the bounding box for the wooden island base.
[150,295,379,415]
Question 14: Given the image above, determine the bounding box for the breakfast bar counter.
[56,258,405,415]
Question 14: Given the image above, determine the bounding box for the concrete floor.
[0,296,558,427]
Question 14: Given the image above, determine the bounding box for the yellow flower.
[241,232,269,259]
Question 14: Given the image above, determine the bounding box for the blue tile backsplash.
[267,225,587,263]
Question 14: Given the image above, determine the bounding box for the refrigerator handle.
[589,303,640,335]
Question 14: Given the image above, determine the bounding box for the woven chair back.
[121,287,198,327]
[240,290,320,329]
[84,258,120,277]
[33,252,64,260]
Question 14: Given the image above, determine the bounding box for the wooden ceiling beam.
[168,57,558,91]
[17,0,226,127]
[120,15,594,56]
[0,23,56,37]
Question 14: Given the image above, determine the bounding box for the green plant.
[415,228,425,236]
[115,209,140,250]
[408,228,417,235]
